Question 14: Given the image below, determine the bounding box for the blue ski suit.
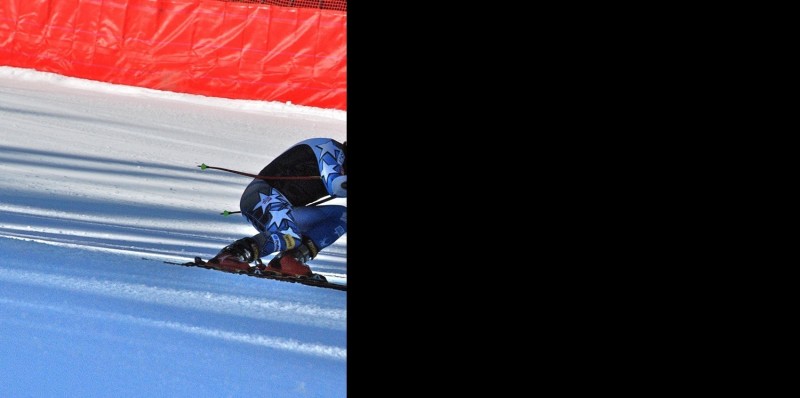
[239,138,347,259]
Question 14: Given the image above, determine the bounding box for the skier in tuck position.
[208,138,347,280]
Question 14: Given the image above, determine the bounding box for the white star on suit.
[320,161,339,182]
[267,208,293,229]
[280,228,301,239]
[315,140,339,159]
[253,191,287,214]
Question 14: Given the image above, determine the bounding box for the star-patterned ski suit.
[238,138,347,259]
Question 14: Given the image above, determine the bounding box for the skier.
[208,138,347,279]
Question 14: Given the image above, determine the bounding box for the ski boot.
[260,238,326,281]
[207,237,259,273]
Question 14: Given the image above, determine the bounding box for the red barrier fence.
[0,0,347,110]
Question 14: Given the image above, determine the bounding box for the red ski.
[165,257,347,291]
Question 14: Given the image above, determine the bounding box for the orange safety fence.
[0,0,347,110]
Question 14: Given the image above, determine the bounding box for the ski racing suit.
[239,138,347,259]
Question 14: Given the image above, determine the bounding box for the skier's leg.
[257,205,345,278]
[239,179,302,257]
[291,205,347,252]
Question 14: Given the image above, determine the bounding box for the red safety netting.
[0,0,347,110]
[220,0,346,12]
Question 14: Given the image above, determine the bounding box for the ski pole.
[198,163,321,181]
[221,195,338,216]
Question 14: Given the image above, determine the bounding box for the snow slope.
[0,66,347,397]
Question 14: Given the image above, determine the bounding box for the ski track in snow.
[0,296,346,361]
[0,297,346,361]
[0,268,346,329]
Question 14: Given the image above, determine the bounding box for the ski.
[165,257,347,291]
